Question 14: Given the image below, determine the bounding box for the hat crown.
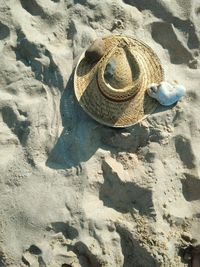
[104,47,140,90]
[98,39,141,101]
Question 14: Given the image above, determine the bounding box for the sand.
[0,0,200,266]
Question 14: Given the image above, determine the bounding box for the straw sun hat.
[74,35,164,127]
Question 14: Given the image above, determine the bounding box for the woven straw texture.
[74,35,164,127]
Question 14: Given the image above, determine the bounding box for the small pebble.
[113,19,124,29]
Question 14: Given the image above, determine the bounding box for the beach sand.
[0,0,200,266]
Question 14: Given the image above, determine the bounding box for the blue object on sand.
[147,81,186,106]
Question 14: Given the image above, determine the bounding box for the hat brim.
[74,35,164,128]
